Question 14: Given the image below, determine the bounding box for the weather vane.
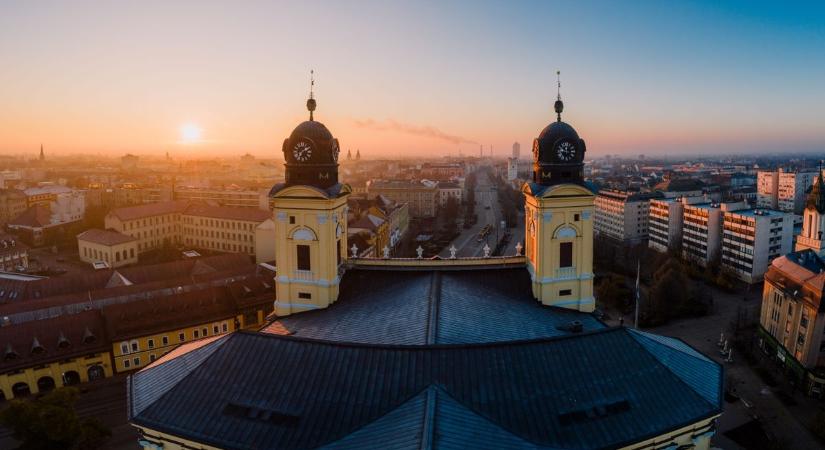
[556,70,561,101]
[307,69,317,121]
[554,70,564,122]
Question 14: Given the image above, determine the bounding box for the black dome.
[538,121,580,144]
[289,120,333,143]
[282,117,340,188]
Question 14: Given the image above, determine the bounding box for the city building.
[648,197,686,253]
[757,169,817,213]
[681,201,724,265]
[594,189,661,244]
[105,278,271,373]
[654,178,705,198]
[22,185,85,223]
[0,189,27,227]
[721,208,793,283]
[7,205,81,247]
[436,181,462,206]
[760,250,825,397]
[105,201,272,258]
[174,186,268,209]
[0,310,111,400]
[77,228,139,268]
[0,254,274,397]
[367,179,438,218]
[0,234,28,272]
[122,154,139,171]
[128,86,723,450]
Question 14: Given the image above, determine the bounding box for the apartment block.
[721,209,793,283]
[367,180,438,218]
[594,189,660,244]
[757,169,817,214]
[681,202,724,264]
[648,198,685,253]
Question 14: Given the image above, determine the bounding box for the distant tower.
[513,142,520,159]
[271,71,351,316]
[39,144,44,161]
[479,145,483,159]
[347,149,352,160]
[796,164,825,256]
[522,70,595,312]
[356,149,361,160]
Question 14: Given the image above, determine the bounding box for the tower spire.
[307,69,317,121]
[554,70,564,122]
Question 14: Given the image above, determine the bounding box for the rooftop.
[130,328,723,450]
[77,228,137,246]
[263,268,605,345]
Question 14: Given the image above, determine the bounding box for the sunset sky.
[1,1,824,158]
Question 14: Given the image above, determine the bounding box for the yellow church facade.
[524,183,595,312]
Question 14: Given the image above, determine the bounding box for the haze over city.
[1,1,823,158]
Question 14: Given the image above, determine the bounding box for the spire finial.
[306,69,317,121]
[554,70,564,122]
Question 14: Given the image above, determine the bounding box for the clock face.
[331,139,340,162]
[556,141,576,161]
[293,141,312,162]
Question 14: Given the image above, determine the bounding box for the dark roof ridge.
[129,333,237,420]
[425,272,441,345]
[625,329,723,411]
[240,325,625,350]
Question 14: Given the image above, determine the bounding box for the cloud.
[353,118,477,145]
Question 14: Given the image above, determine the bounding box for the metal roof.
[129,328,723,450]
[268,268,605,345]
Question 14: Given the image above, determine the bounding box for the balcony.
[555,267,577,279]
[292,270,315,281]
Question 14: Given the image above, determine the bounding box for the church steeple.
[797,162,825,255]
[39,144,44,161]
[270,76,351,317]
[522,73,595,313]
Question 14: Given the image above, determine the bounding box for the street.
[440,169,524,258]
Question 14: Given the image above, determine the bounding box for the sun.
[179,123,202,144]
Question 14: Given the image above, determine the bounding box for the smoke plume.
[353,118,477,145]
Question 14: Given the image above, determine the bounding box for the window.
[120,343,129,355]
[147,339,154,349]
[222,323,228,333]
[298,292,312,299]
[574,214,580,222]
[124,359,131,368]
[150,354,156,362]
[130,341,139,352]
[133,357,140,366]
[213,325,219,334]
[202,327,208,337]
[297,245,311,271]
[559,289,572,296]
[289,216,296,224]
[162,336,169,345]
[194,329,199,338]
[178,333,185,342]
[559,242,573,268]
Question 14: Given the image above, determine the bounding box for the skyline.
[1,1,824,158]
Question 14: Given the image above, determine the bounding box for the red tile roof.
[184,203,271,222]
[8,205,51,228]
[107,200,188,222]
[77,228,137,246]
[0,309,109,372]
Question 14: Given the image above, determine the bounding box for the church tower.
[270,73,351,316]
[796,169,825,256]
[522,72,595,312]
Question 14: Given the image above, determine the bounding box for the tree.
[0,387,111,450]
[596,274,632,313]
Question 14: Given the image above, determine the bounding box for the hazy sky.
[1,0,824,158]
